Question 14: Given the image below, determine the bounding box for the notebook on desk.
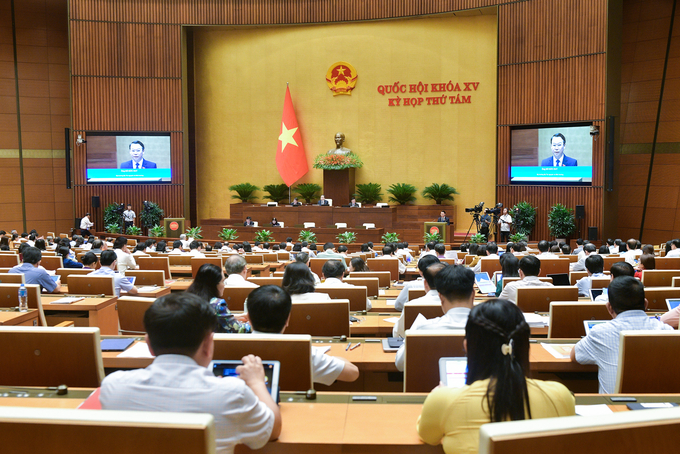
[382,337,403,352]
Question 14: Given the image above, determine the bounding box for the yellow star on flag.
[278,122,298,152]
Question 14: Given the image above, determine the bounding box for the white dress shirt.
[498,275,553,304]
[316,277,372,310]
[225,273,259,288]
[392,289,441,338]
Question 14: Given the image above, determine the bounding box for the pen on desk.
[350,342,361,351]
[345,342,351,351]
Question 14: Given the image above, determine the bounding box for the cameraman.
[498,207,512,243]
[479,211,491,241]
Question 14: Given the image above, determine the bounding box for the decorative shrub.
[422,183,459,205]
[294,183,322,204]
[298,230,317,243]
[337,231,357,244]
[548,204,576,239]
[229,183,259,203]
[140,201,164,229]
[263,184,289,204]
[218,228,239,241]
[381,232,400,244]
[185,226,203,239]
[355,183,383,205]
[512,201,537,237]
[254,230,275,242]
[387,183,417,205]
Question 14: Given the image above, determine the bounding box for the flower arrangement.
[313,153,363,170]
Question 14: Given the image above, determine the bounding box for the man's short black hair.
[585,254,604,274]
[189,240,200,250]
[423,263,446,290]
[434,243,446,255]
[91,239,103,249]
[610,261,635,278]
[322,260,345,279]
[417,254,441,273]
[584,243,597,253]
[323,242,334,251]
[100,250,117,266]
[519,255,541,277]
[22,246,42,264]
[113,236,127,249]
[173,240,182,249]
[286,237,292,243]
[382,245,393,255]
[434,265,475,301]
[561,244,571,254]
[144,292,216,356]
[608,276,646,314]
[486,242,498,254]
[537,240,549,253]
[246,286,292,333]
[337,245,348,253]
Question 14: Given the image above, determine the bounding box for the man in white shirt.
[317,259,371,310]
[168,239,186,254]
[536,240,556,259]
[88,250,138,297]
[100,292,281,453]
[419,242,437,259]
[665,239,680,257]
[499,255,553,304]
[180,234,190,249]
[498,208,512,243]
[623,238,641,265]
[80,213,94,236]
[113,236,137,273]
[382,245,406,275]
[123,204,136,230]
[571,243,597,272]
[224,255,258,287]
[576,254,607,297]
[393,262,446,338]
[394,255,440,311]
[246,285,359,386]
[606,238,619,254]
[187,240,206,258]
[395,264,474,371]
[472,242,500,273]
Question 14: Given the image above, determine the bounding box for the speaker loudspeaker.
[588,226,598,241]
[575,205,585,219]
[91,196,100,208]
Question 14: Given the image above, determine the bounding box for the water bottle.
[18,284,28,312]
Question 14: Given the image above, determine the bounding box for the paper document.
[117,342,154,358]
[379,290,386,296]
[312,346,331,355]
[383,317,400,324]
[575,404,613,416]
[386,299,396,306]
[540,343,573,359]
[49,296,84,304]
[137,286,159,292]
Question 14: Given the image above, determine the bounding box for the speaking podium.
[163,218,185,239]
[424,222,451,243]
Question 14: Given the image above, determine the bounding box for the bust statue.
[327,132,351,155]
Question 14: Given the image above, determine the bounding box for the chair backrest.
[0,283,45,326]
[247,277,283,286]
[0,254,19,267]
[569,271,587,285]
[644,287,680,310]
[403,303,443,332]
[0,326,104,387]
[602,255,625,271]
[404,329,466,392]
[221,286,257,311]
[137,256,172,280]
[363,223,375,229]
[480,258,502,275]
[191,257,222,278]
[262,252,278,262]
[125,269,166,287]
[557,254,579,263]
[344,277,379,298]
[590,277,610,289]
[548,301,612,338]
[67,275,116,296]
[0,272,24,284]
[407,288,426,301]
[366,258,399,281]
[516,286,579,312]
[0,407,216,454]
[349,271,391,288]
[40,256,63,271]
[654,257,680,270]
[117,296,156,335]
[309,258,333,277]
[314,286,368,311]
[335,223,347,228]
[503,277,552,288]
[537,259,570,277]
[244,254,264,264]
[277,251,290,261]
[479,406,680,454]
[168,254,192,266]
[615,330,680,393]
[286,300,350,337]
[213,333,312,391]
[642,269,680,287]
[55,267,93,285]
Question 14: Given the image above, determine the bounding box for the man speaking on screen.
[120,141,157,169]
[540,133,577,167]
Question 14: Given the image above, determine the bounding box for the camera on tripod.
[465,202,484,213]
[485,203,503,216]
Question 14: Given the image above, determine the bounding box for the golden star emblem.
[278,122,298,152]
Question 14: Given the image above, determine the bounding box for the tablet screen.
[439,357,468,388]
[210,360,280,402]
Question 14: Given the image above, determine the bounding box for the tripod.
[462,213,481,244]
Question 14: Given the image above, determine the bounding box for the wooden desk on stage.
[0,309,39,326]
[240,205,395,230]
[42,295,118,335]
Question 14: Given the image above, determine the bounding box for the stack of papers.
[137,286,159,293]
[523,312,549,328]
[49,296,84,305]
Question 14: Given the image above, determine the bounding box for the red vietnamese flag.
[276,86,308,186]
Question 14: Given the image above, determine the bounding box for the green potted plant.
[423,232,442,243]
[469,233,486,244]
[547,203,576,240]
[298,230,317,243]
[509,232,527,243]
[355,183,383,205]
[387,183,417,205]
[337,231,356,244]
[105,223,121,234]
[103,203,124,231]
[381,232,400,243]
[218,228,239,241]
[512,201,537,238]
[254,230,275,242]
[140,202,164,231]
[126,225,142,236]
[293,183,322,204]
[422,183,459,205]
[185,226,203,240]
[263,183,289,204]
[148,224,165,238]
[229,183,260,203]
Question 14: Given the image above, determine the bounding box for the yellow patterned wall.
[193,13,497,229]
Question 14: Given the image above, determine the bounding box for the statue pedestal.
[323,168,355,207]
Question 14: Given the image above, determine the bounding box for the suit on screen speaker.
[91,196,100,208]
[588,227,598,241]
[575,205,585,219]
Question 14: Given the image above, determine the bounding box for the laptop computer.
[666,298,680,311]
[209,360,280,402]
[583,320,608,334]
[590,288,607,301]
[475,272,496,294]
[438,357,468,388]
[547,273,570,286]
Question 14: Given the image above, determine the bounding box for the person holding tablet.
[417,299,575,454]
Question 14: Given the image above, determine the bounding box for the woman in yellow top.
[417,299,575,454]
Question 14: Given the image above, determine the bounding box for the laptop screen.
[667,299,680,311]
[547,273,570,286]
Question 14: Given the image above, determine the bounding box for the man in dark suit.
[291,197,302,207]
[348,197,360,208]
[437,210,450,225]
[120,141,157,169]
[318,195,330,206]
[540,133,577,167]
